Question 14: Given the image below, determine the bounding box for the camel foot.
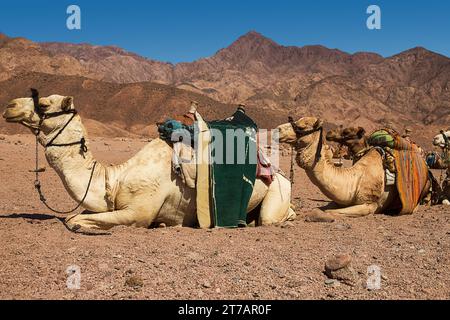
[64,221,111,236]
[305,209,335,223]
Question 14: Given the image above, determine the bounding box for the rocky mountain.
[0,72,285,137]
[1,31,450,144]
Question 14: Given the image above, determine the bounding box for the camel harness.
[30,88,96,215]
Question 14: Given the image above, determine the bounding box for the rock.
[325,254,352,271]
[125,276,143,289]
[324,279,337,286]
[325,253,357,286]
[418,249,426,254]
[215,288,221,294]
[0,136,5,141]
[335,223,351,231]
[158,223,167,228]
[281,221,295,228]
[305,210,335,223]
[202,280,212,288]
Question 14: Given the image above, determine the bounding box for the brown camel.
[276,117,431,217]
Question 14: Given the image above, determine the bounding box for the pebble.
[202,280,212,288]
[418,249,426,254]
[281,221,295,228]
[325,279,337,286]
[335,223,351,231]
[125,276,144,289]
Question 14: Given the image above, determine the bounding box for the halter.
[31,88,87,153]
[29,88,95,215]
[288,116,323,163]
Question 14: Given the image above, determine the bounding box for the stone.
[325,254,352,271]
[335,223,351,231]
[202,280,212,288]
[324,253,357,286]
[281,221,295,228]
[125,276,143,289]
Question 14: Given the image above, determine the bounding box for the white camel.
[433,130,450,205]
[3,94,295,231]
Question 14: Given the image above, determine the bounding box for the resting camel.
[276,117,430,217]
[3,94,295,231]
[326,126,368,163]
[433,130,450,205]
[426,151,448,170]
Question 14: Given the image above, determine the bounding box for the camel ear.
[313,119,323,129]
[357,127,366,138]
[62,96,74,111]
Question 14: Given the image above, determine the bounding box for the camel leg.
[324,203,378,218]
[65,208,147,231]
[259,174,292,225]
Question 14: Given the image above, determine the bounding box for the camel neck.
[296,133,362,205]
[40,117,108,212]
[347,138,368,157]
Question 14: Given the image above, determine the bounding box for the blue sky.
[0,0,449,63]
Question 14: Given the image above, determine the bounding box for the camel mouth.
[3,108,27,123]
[3,113,23,123]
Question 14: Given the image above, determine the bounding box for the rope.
[33,134,97,214]
[290,146,295,186]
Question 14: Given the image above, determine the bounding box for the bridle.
[31,88,87,152]
[30,88,96,215]
[288,116,323,164]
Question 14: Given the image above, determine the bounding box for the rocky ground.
[0,134,449,300]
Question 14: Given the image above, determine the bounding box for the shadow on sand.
[0,212,64,222]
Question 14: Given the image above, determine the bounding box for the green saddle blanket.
[207,109,258,228]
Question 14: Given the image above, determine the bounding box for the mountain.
[1,31,450,144]
[0,72,285,137]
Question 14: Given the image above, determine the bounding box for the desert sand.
[0,133,449,300]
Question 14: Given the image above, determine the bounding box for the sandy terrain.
[0,134,449,300]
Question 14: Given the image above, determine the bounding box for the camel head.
[433,130,450,148]
[3,97,40,130]
[276,116,323,146]
[326,126,365,143]
[3,94,75,135]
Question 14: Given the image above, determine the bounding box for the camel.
[276,117,430,217]
[426,151,448,170]
[432,130,450,205]
[326,126,368,163]
[3,94,295,231]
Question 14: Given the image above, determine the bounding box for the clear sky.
[0,0,449,63]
